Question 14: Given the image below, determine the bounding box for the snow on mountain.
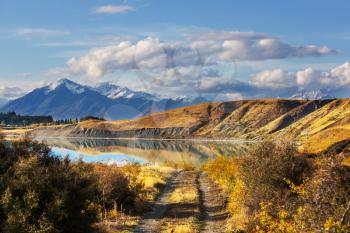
[290,90,334,100]
[93,82,159,101]
[1,79,112,120]
[0,79,206,120]
[46,78,87,94]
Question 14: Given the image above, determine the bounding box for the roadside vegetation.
[1,135,349,233]
[0,138,174,233]
[203,140,350,232]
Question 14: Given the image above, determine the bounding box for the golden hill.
[27,98,350,153]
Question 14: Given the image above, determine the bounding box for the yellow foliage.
[168,188,198,203]
[203,156,239,192]
[254,203,306,233]
[324,218,350,233]
[283,178,306,196]
[162,218,199,233]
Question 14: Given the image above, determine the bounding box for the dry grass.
[301,126,350,153]
[137,165,176,201]
[138,166,168,189]
[0,128,33,138]
[168,187,198,203]
[210,99,305,137]
[162,218,199,233]
[342,157,350,167]
[79,102,218,131]
[96,214,139,233]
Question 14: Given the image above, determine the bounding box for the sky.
[0,0,350,100]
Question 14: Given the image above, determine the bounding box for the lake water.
[39,137,251,166]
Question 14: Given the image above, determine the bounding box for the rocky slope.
[28,98,350,153]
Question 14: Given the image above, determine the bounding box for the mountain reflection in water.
[39,138,251,166]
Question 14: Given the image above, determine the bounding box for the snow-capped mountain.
[0,79,207,120]
[290,90,334,100]
[46,78,87,94]
[0,79,113,120]
[93,83,159,101]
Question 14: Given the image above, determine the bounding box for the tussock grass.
[168,187,198,203]
[139,165,175,188]
[301,126,350,153]
[162,217,199,233]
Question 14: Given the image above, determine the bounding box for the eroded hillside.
[27,99,350,153]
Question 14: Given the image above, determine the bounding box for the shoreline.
[31,135,258,143]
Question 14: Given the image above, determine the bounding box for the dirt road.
[133,170,228,233]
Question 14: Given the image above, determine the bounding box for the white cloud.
[94,5,134,14]
[250,69,296,89]
[296,68,324,87]
[192,32,338,62]
[15,28,70,37]
[214,92,243,101]
[196,77,236,92]
[330,62,350,86]
[67,37,177,79]
[64,32,337,80]
[250,62,350,92]
[0,86,25,100]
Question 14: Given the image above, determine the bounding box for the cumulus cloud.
[330,62,350,86]
[214,92,243,101]
[94,5,134,14]
[45,30,344,100]
[67,38,167,79]
[64,32,337,80]
[250,69,296,89]
[171,61,350,100]
[153,69,184,87]
[296,68,326,88]
[191,31,338,62]
[250,62,350,94]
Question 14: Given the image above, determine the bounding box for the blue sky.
[0,0,350,99]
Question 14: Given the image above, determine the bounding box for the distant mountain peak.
[93,82,159,101]
[290,89,334,100]
[1,78,206,120]
[47,78,86,94]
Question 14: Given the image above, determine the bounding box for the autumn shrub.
[296,145,350,232]
[203,140,312,231]
[0,139,147,233]
[205,140,350,232]
[239,141,311,215]
[91,163,143,219]
[203,155,239,193]
[0,140,99,233]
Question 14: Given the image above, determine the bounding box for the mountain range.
[290,89,334,100]
[0,79,206,120]
[0,78,336,120]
